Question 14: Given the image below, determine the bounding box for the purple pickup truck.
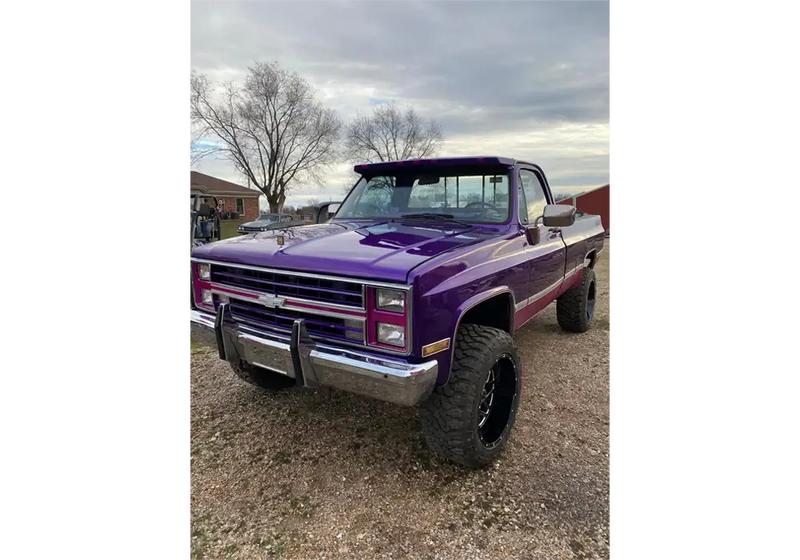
[191,156,604,467]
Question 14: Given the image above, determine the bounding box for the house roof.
[190,171,262,198]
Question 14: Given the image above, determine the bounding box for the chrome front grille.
[207,262,366,345]
[210,264,364,308]
[226,298,363,344]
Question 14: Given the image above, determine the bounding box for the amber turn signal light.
[422,338,450,357]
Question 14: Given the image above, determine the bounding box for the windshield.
[256,214,279,222]
[335,170,511,224]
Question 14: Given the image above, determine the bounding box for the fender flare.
[447,286,516,379]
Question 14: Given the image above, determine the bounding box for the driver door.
[516,168,567,326]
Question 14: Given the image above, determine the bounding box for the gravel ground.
[191,243,609,560]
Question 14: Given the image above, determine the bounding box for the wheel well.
[459,293,513,334]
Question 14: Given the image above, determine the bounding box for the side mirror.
[313,201,343,224]
[541,204,576,227]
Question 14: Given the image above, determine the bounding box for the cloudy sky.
[191,0,608,209]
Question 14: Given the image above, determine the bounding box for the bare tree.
[191,62,341,212]
[344,102,444,164]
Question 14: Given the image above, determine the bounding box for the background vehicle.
[238,213,305,233]
[190,156,604,467]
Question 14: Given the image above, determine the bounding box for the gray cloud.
[191,0,608,207]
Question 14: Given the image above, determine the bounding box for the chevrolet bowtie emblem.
[258,294,286,308]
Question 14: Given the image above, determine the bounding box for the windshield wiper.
[400,213,471,228]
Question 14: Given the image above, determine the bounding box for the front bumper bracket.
[192,309,438,407]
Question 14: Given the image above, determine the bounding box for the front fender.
[417,285,516,386]
[454,286,517,335]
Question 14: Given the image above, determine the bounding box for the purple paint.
[191,157,605,386]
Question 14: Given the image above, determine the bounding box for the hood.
[191,220,501,283]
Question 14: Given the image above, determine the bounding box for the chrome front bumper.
[191,307,438,406]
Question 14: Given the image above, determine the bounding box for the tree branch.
[191,64,342,211]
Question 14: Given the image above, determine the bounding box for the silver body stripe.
[514,265,584,313]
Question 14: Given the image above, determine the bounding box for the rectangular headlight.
[198,263,211,280]
[201,289,213,306]
[376,289,405,313]
[376,323,405,347]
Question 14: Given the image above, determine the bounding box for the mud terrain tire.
[420,324,522,468]
[557,267,596,333]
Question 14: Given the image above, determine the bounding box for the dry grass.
[191,242,609,559]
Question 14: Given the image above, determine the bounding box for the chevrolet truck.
[191,156,604,467]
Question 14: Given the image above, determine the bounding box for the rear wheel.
[556,267,596,333]
[420,325,521,468]
[230,360,295,391]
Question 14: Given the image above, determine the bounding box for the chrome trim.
[210,274,368,312]
[308,349,436,406]
[192,258,414,357]
[238,331,294,376]
[190,310,437,406]
[511,265,585,315]
[286,295,367,314]
[219,313,368,349]
[191,258,412,292]
[531,278,564,303]
[211,287,368,322]
[191,308,216,330]
[219,288,366,321]
[203,301,372,355]
[564,263,584,279]
[513,278,563,313]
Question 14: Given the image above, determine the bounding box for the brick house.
[190,171,262,221]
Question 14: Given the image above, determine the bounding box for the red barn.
[557,184,609,233]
